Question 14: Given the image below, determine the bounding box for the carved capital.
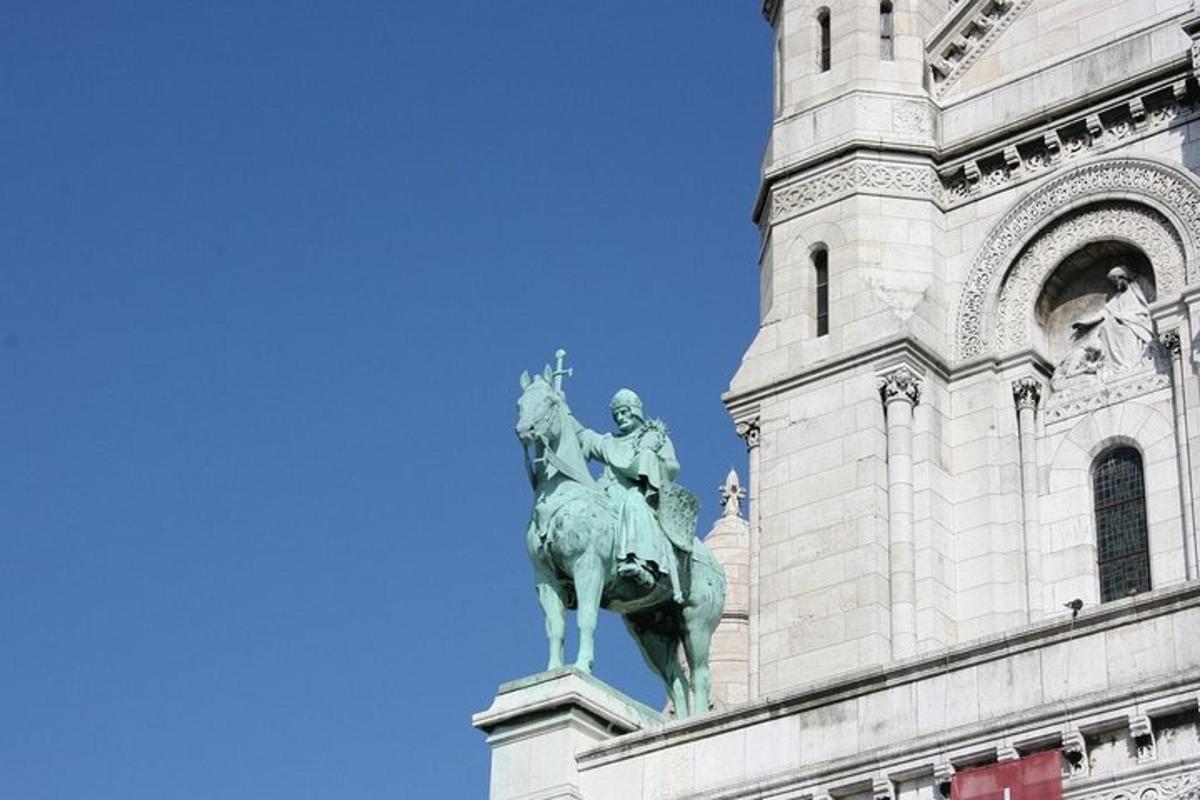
[872,777,893,800]
[1012,377,1043,410]
[735,417,761,451]
[878,366,922,406]
[1162,328,1183,356]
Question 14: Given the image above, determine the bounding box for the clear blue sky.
[1,3,770,797]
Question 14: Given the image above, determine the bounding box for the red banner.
[951,751,1063,800]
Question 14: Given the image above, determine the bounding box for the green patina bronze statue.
[515,350,727,718]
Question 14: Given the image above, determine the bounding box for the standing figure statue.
[515,352,726,718]
[1068,265,1155,377]
[578,389,690,604]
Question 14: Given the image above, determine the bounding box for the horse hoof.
[573,662,593,675]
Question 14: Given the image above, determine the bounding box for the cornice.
[578,581,1200,767]
[755,69,1199,227]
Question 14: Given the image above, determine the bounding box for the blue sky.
[1,3,770,797]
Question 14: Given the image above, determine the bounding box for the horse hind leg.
[624,615,690,719]
[686,582,720,714]
[534,571,567,671]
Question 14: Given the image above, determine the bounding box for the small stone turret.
[702,469,751,708]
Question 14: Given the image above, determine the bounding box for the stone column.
[472,669,661,800]
[1163,329,1198,580]
[1012,377,1044,620]
[735,416,761,699]
[877,367,920,660]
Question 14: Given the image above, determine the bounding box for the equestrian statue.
[514,350,726,718]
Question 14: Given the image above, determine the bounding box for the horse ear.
[542,364,553,382]
[520,370,531,389]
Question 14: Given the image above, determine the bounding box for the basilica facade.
[476,1,1200,797]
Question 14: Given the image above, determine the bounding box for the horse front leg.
[572,552,603,674]
[534,572,567,670]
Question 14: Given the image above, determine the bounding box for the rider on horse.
[576,389,691,604]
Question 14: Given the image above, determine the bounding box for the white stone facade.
[476,1,1200,797]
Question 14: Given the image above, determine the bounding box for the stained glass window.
[1093,447,1152,602]
[814,248,829,337]
[880,2,894,61]
[818,9,831,72]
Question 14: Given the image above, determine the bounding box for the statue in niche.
[1053,265,1157,387]
[514,350,726,718]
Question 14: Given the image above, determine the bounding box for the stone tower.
[478,3,1200,797]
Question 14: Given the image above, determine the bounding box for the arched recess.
[955,158,1200,360]
[1042,401,1185,607]
[993,202,1183,356]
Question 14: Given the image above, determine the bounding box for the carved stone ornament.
[769,160,943,224]
[1062,729,1088,777]
[1076,770,1200,800]
[878,366,922,405]
[928,0,1032,97]
[735,417,761,450]
[956,159,1200,360]
[1045,368,1170,423]
[1012,377,1042,410]
[992,203,1184,353]
[1162,328,1183,356]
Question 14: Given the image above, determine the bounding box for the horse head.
[515,366,566,446]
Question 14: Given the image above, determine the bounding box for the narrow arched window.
[1093,447,1152,602]
[817,9,831,73]
[813,247,829,336]
[775,36,785,112]
[880,1,895,60]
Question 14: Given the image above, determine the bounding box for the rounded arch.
[955,157,1200,360]
[993,201,1183,355]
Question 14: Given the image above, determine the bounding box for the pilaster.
[878,364,923,660]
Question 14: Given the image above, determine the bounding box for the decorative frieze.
[768,161,944,224]
[1045,368,1171,423]
[941,82,1197,207]
[763,85,1199,228]
[1076,771,1200,800]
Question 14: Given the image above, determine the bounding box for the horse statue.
[514,360,726,718]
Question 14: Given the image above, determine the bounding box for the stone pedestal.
[472,668,661,800]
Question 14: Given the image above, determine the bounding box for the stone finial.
[735,417,761,451]
[1012,377,1042,410]
[1162,328,1182,356]
[878,366,922,405]
[719,469,746,518]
